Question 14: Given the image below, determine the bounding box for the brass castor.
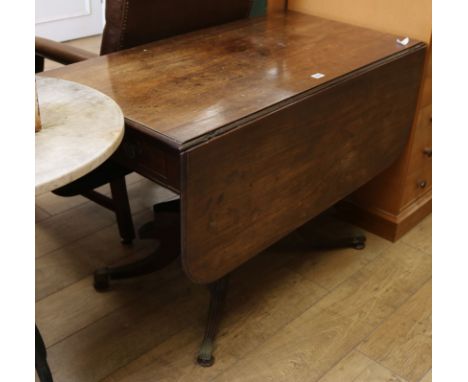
[197,354,215,368]
[351,236,366,250]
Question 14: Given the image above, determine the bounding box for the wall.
[288,0,432,43]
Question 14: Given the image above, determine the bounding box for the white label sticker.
[310,73,325,79]
[396,37,410,46]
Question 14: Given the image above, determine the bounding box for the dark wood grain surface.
[181,47,426,283]
[41,11,422,149]
[39,11,426,284]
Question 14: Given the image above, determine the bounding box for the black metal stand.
[93,199,180,291]
[36,325,53,382]
[197,277,229,367]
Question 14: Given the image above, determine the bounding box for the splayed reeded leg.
[197,276,229,367]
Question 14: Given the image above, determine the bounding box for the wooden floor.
[37,36,432,382]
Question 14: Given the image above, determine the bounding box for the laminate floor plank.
[35,201,116,258]
[46,273,206,382]
[36,191,89,217]
[36,260,182,347]
[317,350,408,382]
[35,205,51,222]
[124,172,146,185]
[102,249,327,382]
[358,281,432,382]
[36,210,154,301]
[286,226,391,291]
[313,242,431,327]
[65,34,102,53]
[211,241,431,382]
[419,370,432,382]
[214,304,373,382]
[36,214,432,382]
[351,361,408,382]
[35,184,159,257]
[400,215,432,255]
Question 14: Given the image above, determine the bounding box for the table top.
[35,77,124,195]
[41,11,423,150]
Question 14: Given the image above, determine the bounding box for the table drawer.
[113,128,180,191]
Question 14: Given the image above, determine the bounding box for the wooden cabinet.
[268,0,286,12]
[282,0,432,241]
[338,43,432,240]
[403,104,432,207]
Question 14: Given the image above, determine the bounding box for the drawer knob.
[423,148,432,158]
[418,180,427,189]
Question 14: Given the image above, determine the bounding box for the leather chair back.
[101,0,254,55]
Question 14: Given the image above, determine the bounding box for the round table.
[35,76,125,194]
[35,76,124,382]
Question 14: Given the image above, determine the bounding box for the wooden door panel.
[35,0,104,41]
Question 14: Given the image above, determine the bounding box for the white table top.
[35,77,124,195]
